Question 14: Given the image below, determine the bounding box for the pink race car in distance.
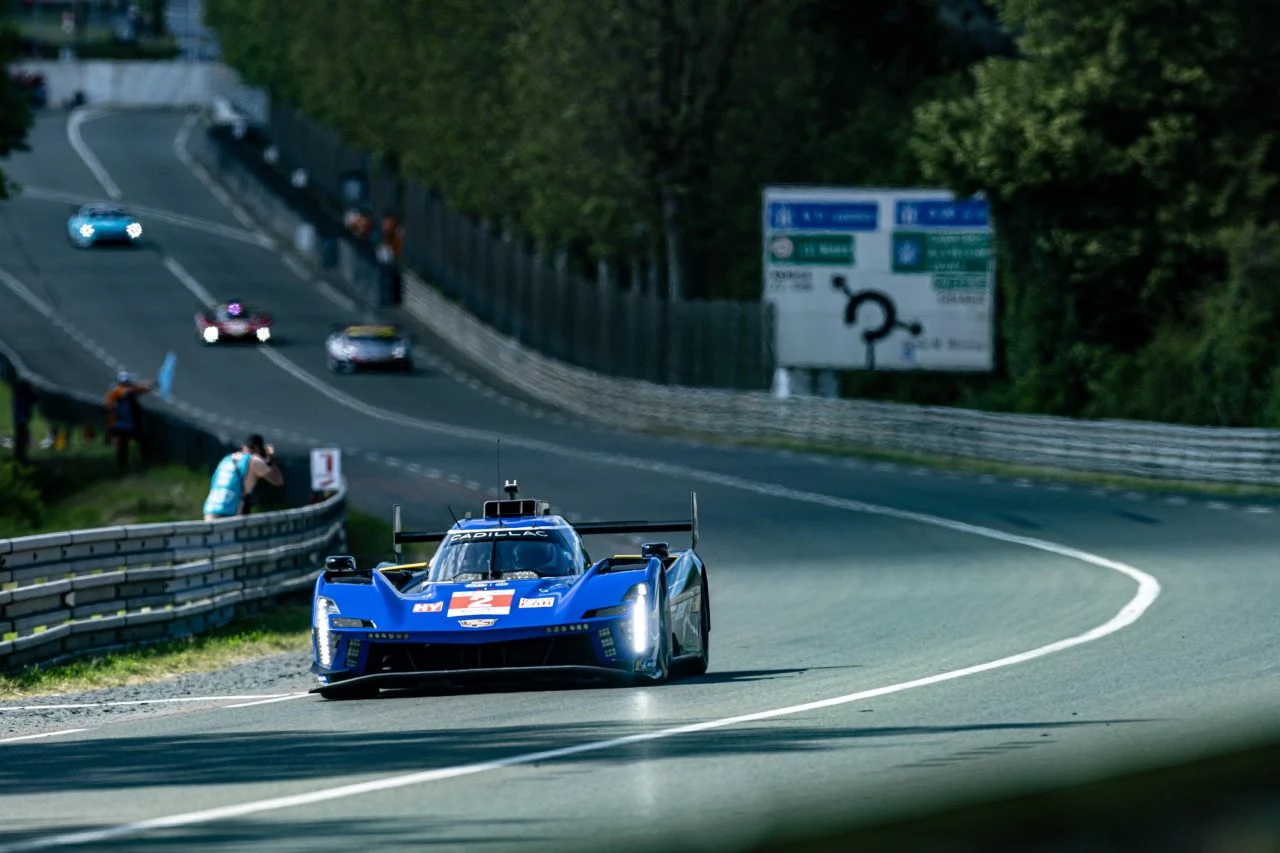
[195,301,273,344]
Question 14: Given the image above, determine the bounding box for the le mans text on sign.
[762,186,995,372]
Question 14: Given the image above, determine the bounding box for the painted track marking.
[221,693,310,709]
[0,729,88,745]
[0,695,301,712]
[67,108,120,199]
[0,540,1157,850]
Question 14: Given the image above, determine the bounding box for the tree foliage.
[914,0,1280,420]
[207,0,1280,425]
[0,24,34,199]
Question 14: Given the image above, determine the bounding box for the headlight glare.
[202,326,219,343]
[126,222,142,239]
[79,224,93,238]
[315,597,340,667]
[256,326,271,342]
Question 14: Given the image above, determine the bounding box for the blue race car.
[310,481,710,699]
[67,203,143,247]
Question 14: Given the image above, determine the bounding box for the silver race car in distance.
[325,323,414,373]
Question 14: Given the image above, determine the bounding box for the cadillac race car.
[195,301,272,344]
[325,323,413,373]
[67,203,143,247]
[310,482,710,699]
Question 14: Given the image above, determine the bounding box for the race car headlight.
[256,326,271,342]
[79,224,94,238]
[314,596,341,668]
[341,344,357,358]
[391,343,407,358]
[126,222,142,239]
[624,583,650,654]
[202,326,219,343]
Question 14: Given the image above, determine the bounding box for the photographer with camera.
[201,433,284,520]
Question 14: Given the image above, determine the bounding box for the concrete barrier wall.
[14,60,219,108]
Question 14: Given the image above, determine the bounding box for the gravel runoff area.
[0,650,315,738]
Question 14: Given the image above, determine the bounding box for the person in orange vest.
[103,371,152,472]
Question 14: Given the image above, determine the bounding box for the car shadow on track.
[0,717,1157,799]
[368,666,858,700]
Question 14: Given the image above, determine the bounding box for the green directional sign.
[892,231,991,273]
[768,233,854,266]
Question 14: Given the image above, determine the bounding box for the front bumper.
[311,664,639,695]
[312,619,658,687]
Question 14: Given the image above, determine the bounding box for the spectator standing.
[11,379,35,465]
[376,210,404,305]
[103,371,152,472]
[202,433,284,520]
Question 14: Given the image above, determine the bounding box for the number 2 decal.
[466,593,493,607]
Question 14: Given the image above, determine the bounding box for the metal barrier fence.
[252,105,777,390]
[0,344,345,671]
[194,111,1280,486]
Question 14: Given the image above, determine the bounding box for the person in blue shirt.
[202,433,284,520]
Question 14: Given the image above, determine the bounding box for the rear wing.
[391,492,700,560]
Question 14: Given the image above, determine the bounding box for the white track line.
[162,255,216,305]
[0,544,1158,851]
[0,265,128,373]
[317,280,358,312]
[0,695,300,712]
[0,729,88,744]
[221,693,310,709]
[67,107,121,199]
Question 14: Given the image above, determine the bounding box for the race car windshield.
[426,529,579,583]
[346,327,400,341]
[86,206,127,218]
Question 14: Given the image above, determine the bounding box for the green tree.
[914,0,1280,416]
[0,24,34,199]
[507,0,774,299]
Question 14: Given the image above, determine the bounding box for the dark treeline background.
[200,0,1280,426]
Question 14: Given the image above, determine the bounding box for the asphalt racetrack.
[0,110,1277,852]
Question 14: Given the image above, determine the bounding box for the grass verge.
[647,429,1280,499]
[0,507,401,700]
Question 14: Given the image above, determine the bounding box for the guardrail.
[193,111,1280,486]
[0,489,344,670]
[0,343,345,671]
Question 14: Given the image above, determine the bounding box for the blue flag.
[157,351,176,401]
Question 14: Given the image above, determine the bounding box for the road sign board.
[310,447,342,491]
[762,186,995,373]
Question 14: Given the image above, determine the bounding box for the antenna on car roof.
[496,439,501,498]
[447,504,460,525]
[393,503,402,562]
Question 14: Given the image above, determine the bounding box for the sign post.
[310,447,342,493]
[762,186,995,374]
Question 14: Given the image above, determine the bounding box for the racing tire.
[679,574,711,678]
[649,576,672,685]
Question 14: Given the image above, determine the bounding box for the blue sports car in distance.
[310,481,710,699]
[67,203,143,247]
